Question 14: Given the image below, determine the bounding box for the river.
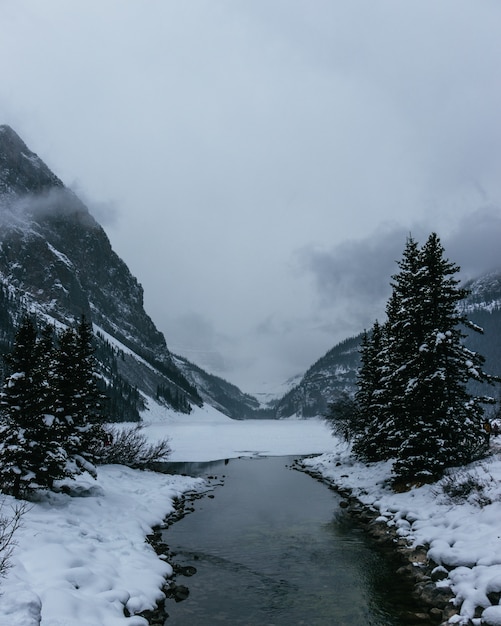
[161,455,419,625]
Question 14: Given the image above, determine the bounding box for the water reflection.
[161,456,411,625]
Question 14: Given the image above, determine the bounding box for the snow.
[140,398,334,461]
[0,401,333,625]
[302,437,501,625]
[45,242,73,269]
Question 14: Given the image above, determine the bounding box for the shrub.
[94,424,171,469]
[0,499,27,580]
[436,467,492,507]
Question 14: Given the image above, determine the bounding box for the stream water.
[161,456,417,625]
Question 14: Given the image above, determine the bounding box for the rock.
[487,591,501,606]
[174,564,197,577]
[173,585,190,602]
[429,607,443,621]
[431,567,449,582]
[413,582,453,609]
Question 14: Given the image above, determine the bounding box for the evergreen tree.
[28,322,69,490]
[0,317,39,496]
[392,233,492,483]
[382,237,422,449]
[51,320,103,478]
[354,234,495,485]
[73,315,107,466]
[352,321,391,460]
[0,318,68,496]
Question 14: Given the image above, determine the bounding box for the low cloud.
[295,225,414,329]
[296,210,501,338]
[445,207,501,281]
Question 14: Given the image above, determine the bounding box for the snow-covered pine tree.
[0,317,39,496]
[31,323,70,489]
[354,233,495,485]
[380,237,425,460]
[392,233,493,483]
[73,315,107,466]
[352,320,391,460]
[51,318,105,478]
[0,319,72,497]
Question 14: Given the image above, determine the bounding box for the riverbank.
[0,465,205,626]
[300,439,501,626]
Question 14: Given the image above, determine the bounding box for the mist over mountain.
[0,125,260,420]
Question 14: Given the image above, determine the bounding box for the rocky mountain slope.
[0,125,259,420]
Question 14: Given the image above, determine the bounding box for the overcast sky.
[1,1,501,395]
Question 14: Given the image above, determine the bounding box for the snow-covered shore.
[7,399,501,626]
[0,404,333,626]
[302,438,501,626]
[0,465,204,626]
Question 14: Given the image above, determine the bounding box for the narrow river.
[161,456,417,625]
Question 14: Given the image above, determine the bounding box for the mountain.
[272,273,501,418]
[272,335,362,418]
[0,125,259,420]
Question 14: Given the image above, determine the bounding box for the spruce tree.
[392,233,492,483]
[0,319,72,496]
[73,315,107,467]
[354,233,495,484]
[0,317,39,496]
[51,325,92,477]
[352,321,390,460]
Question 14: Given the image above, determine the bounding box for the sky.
[1,1,501,395]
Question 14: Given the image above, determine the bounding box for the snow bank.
[303,440,501,625]
[0,465,203,626]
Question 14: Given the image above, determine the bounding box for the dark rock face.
[0,125,63,196]
[273,334,361,418]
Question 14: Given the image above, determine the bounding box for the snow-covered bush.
[94,424,171,469]
[437,467,492,507]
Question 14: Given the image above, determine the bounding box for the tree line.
[0,315,106,497]
[327,233,498,487]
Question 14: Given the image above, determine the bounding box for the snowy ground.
[0,402,333,626]
[140,399,334,461]
[302,438,501,626]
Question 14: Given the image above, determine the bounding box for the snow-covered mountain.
[272,334,362,418]
[0,125,260,420]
